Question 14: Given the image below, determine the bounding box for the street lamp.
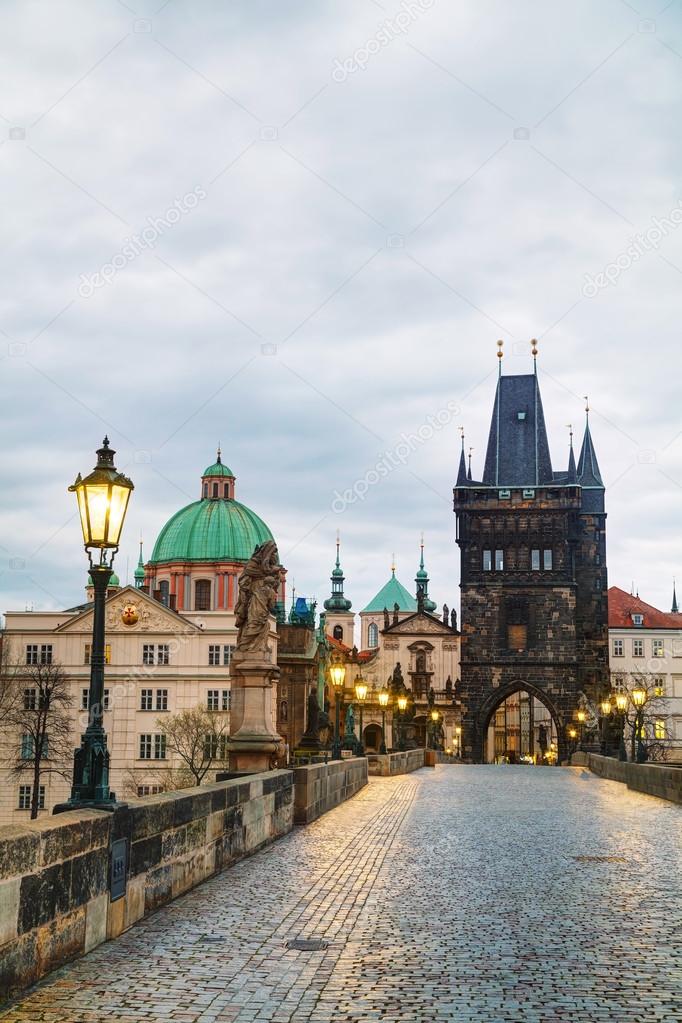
[378,687,389,754]
[576,708,587,751]
[64,438,133,809]
[396,693,408,752]
[430,708,440,750]
[631,686,648,763]
[354,675,368,756]
[330,652,346,760]
[599,699,612,755]
[567,726,578,756]
[455,725,462,759]
[615,692,628,761]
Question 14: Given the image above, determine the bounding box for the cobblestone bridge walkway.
[3,766,682,1023]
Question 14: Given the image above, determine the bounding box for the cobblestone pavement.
[3,766,682,1023]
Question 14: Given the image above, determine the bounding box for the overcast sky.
[1,0,682,622]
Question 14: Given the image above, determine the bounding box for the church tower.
[323,534,355,645]
[453,341,608,762]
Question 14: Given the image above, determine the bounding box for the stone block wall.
[367,749,426,776]
[572,752,682,804]
[0,770,293,1003]
[292,757,367,824]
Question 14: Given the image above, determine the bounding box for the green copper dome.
[88,571,120,586]
[150,498,273,565]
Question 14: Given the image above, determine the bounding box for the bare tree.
[157,707,229,787]
[6,662,73,819]
[121,764,193,798]
[615,672,669,762]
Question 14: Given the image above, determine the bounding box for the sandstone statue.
[235,541,280,657]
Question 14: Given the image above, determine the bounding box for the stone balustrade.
[367,749,426,776]
[572,752,682,804]
[0,770,293,1003]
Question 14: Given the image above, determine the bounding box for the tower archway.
[479,680,562,764]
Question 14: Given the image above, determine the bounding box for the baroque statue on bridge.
[235,540,281,658]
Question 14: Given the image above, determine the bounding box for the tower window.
[333,625,344,641]
[203,483,208,498]
[212,483,218,499]
[195,579,211,611]
[224,483,229,498]
[495,550,504,572]
[507,624,527,651]
[158,580,169,606]
[368,623,379,648]
[531,549,540,571]
[483,550,492,572]
[543,549,553,571]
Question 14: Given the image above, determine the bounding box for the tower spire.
[456,426,468,486]
[134,537,145,589]
[673,578,679,614]
[324,534,352,612]
[415,533,437,612]
[467,447,473,481]
[577,399,603,487]
[567,423,577,483]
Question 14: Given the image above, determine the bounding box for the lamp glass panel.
[82,484,110,544]
[107,483,132,545]
[75,487,90,545]
[378,691,389,708]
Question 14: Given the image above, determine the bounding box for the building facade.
[608,585,682,759]
[453,349,609,763]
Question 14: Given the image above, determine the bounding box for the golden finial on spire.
[217,442,222,463]
[391,553,396,575]
[496,339,504,359]
[566,423,573,443]
[584,395,590,414]
[531,338,538,357]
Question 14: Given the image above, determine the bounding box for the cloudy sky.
[1,0,682,622]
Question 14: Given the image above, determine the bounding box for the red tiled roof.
[325,634,380,662]
[608,586,682,629]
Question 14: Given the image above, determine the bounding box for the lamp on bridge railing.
[599,699,612,756]
[378,687,389,754]
[614,692,628,761]
[576,709,587,751]
[567,726,578,756]
[354,675,368,756]
[631,686,648,763]
[455,725,462,759]
[329,653,346,761]
[430,708,440,751]
[396,693,408,752]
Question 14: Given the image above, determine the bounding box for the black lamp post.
[330,653,346,761]
[632,686,648,763]
[378,687,389,754]
[430,708,440,750]
[396,693,407,752]
[354,675,368,756]
[599,699,612,755]
[576,709,587,752]
[58,438,133,811]
[615,692,628,760]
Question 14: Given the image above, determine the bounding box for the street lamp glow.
[378,689,389,709]
[632,687,646,708]
[455,726,462,736]
[568,727,578,739]
[430,709,440,722]
[397,694,408,712]
[600,700,612,716]
[615,692,628,713]
[70,438,134,555]
[330,658,346,689]
[576,709,587,724]
[354,677,369,703]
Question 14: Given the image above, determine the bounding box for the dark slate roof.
[577,419,603,487]
[482,374,553,487]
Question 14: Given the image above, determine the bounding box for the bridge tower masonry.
[453,343,609,762]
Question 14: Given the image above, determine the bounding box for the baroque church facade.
[454,345,609,763]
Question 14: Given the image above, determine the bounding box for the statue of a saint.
[344,702,355,738]
[235,541,281,657]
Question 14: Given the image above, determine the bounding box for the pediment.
[383,611,458,636]
[57,586,201,635]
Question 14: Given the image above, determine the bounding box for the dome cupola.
[201,447,235,501]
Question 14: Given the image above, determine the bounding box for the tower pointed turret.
[415,534,437,613]
[134,539,145,589]
[673,579,679,614]
[324,534,352,613]
[577,400,603,487]
[567,425,577,483]
[456,428,468,486]
[323,534,354,645]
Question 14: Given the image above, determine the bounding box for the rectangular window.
[507,624,527,651]
[139,734,152,759]
[222,689,231,711]
[23,688,37,710]
[155,689,168,711]
[208,645,221,666]
[142,645,155,666]
[633,639,644,658]
[543,549,553,571]
[217,735,228,760]
[207,690,219,712]
[654,677,665,697]
[652,639,664,658]
[154,734,166,760]
[20,734,33,760]
[25,645,38,665]
[140,689,153,711]
[223,645,234,668]
[17,785,44,810]
[84,644,111,665]
[482,550,492,572]
[531,549,540,571]
[612,639,624,657]
[137,785,164,797]
[654,719,666,740]
[40,645,53,665]
[81,689,110,711]
[495,550,504,572]
[157,645,169,665]
[204,733,218,759]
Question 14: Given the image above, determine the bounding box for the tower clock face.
[121,604,140,626]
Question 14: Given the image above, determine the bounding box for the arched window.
[368,623,379,648]
[195,579,211,611]
[224,483,229,498]
[333,625,344,641]
[203,483,208,498]
[158,580,170,607]
[416,651,426,673]
[212,482,218,499]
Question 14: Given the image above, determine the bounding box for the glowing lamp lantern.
[330,658,346,691]
[601,700,612,716]
[431,709,440,722]
[615,693,628,713]
[378,689,389,709]
[70,438,134,554]
[576,709,587,724]
[632,687,646,709]
[397,694,408,713]
[377,688,389,754]
[354,678,369,703]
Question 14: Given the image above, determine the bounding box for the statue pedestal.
[228,656,281,773]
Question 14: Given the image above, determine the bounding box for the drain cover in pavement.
[195,934,227,943]
[573,855,627,863]
[286,938,328,951]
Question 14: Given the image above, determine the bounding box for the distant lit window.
[654,719,666,740]
[652,639,664,658]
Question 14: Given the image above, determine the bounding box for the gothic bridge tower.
[453,342,608,763]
